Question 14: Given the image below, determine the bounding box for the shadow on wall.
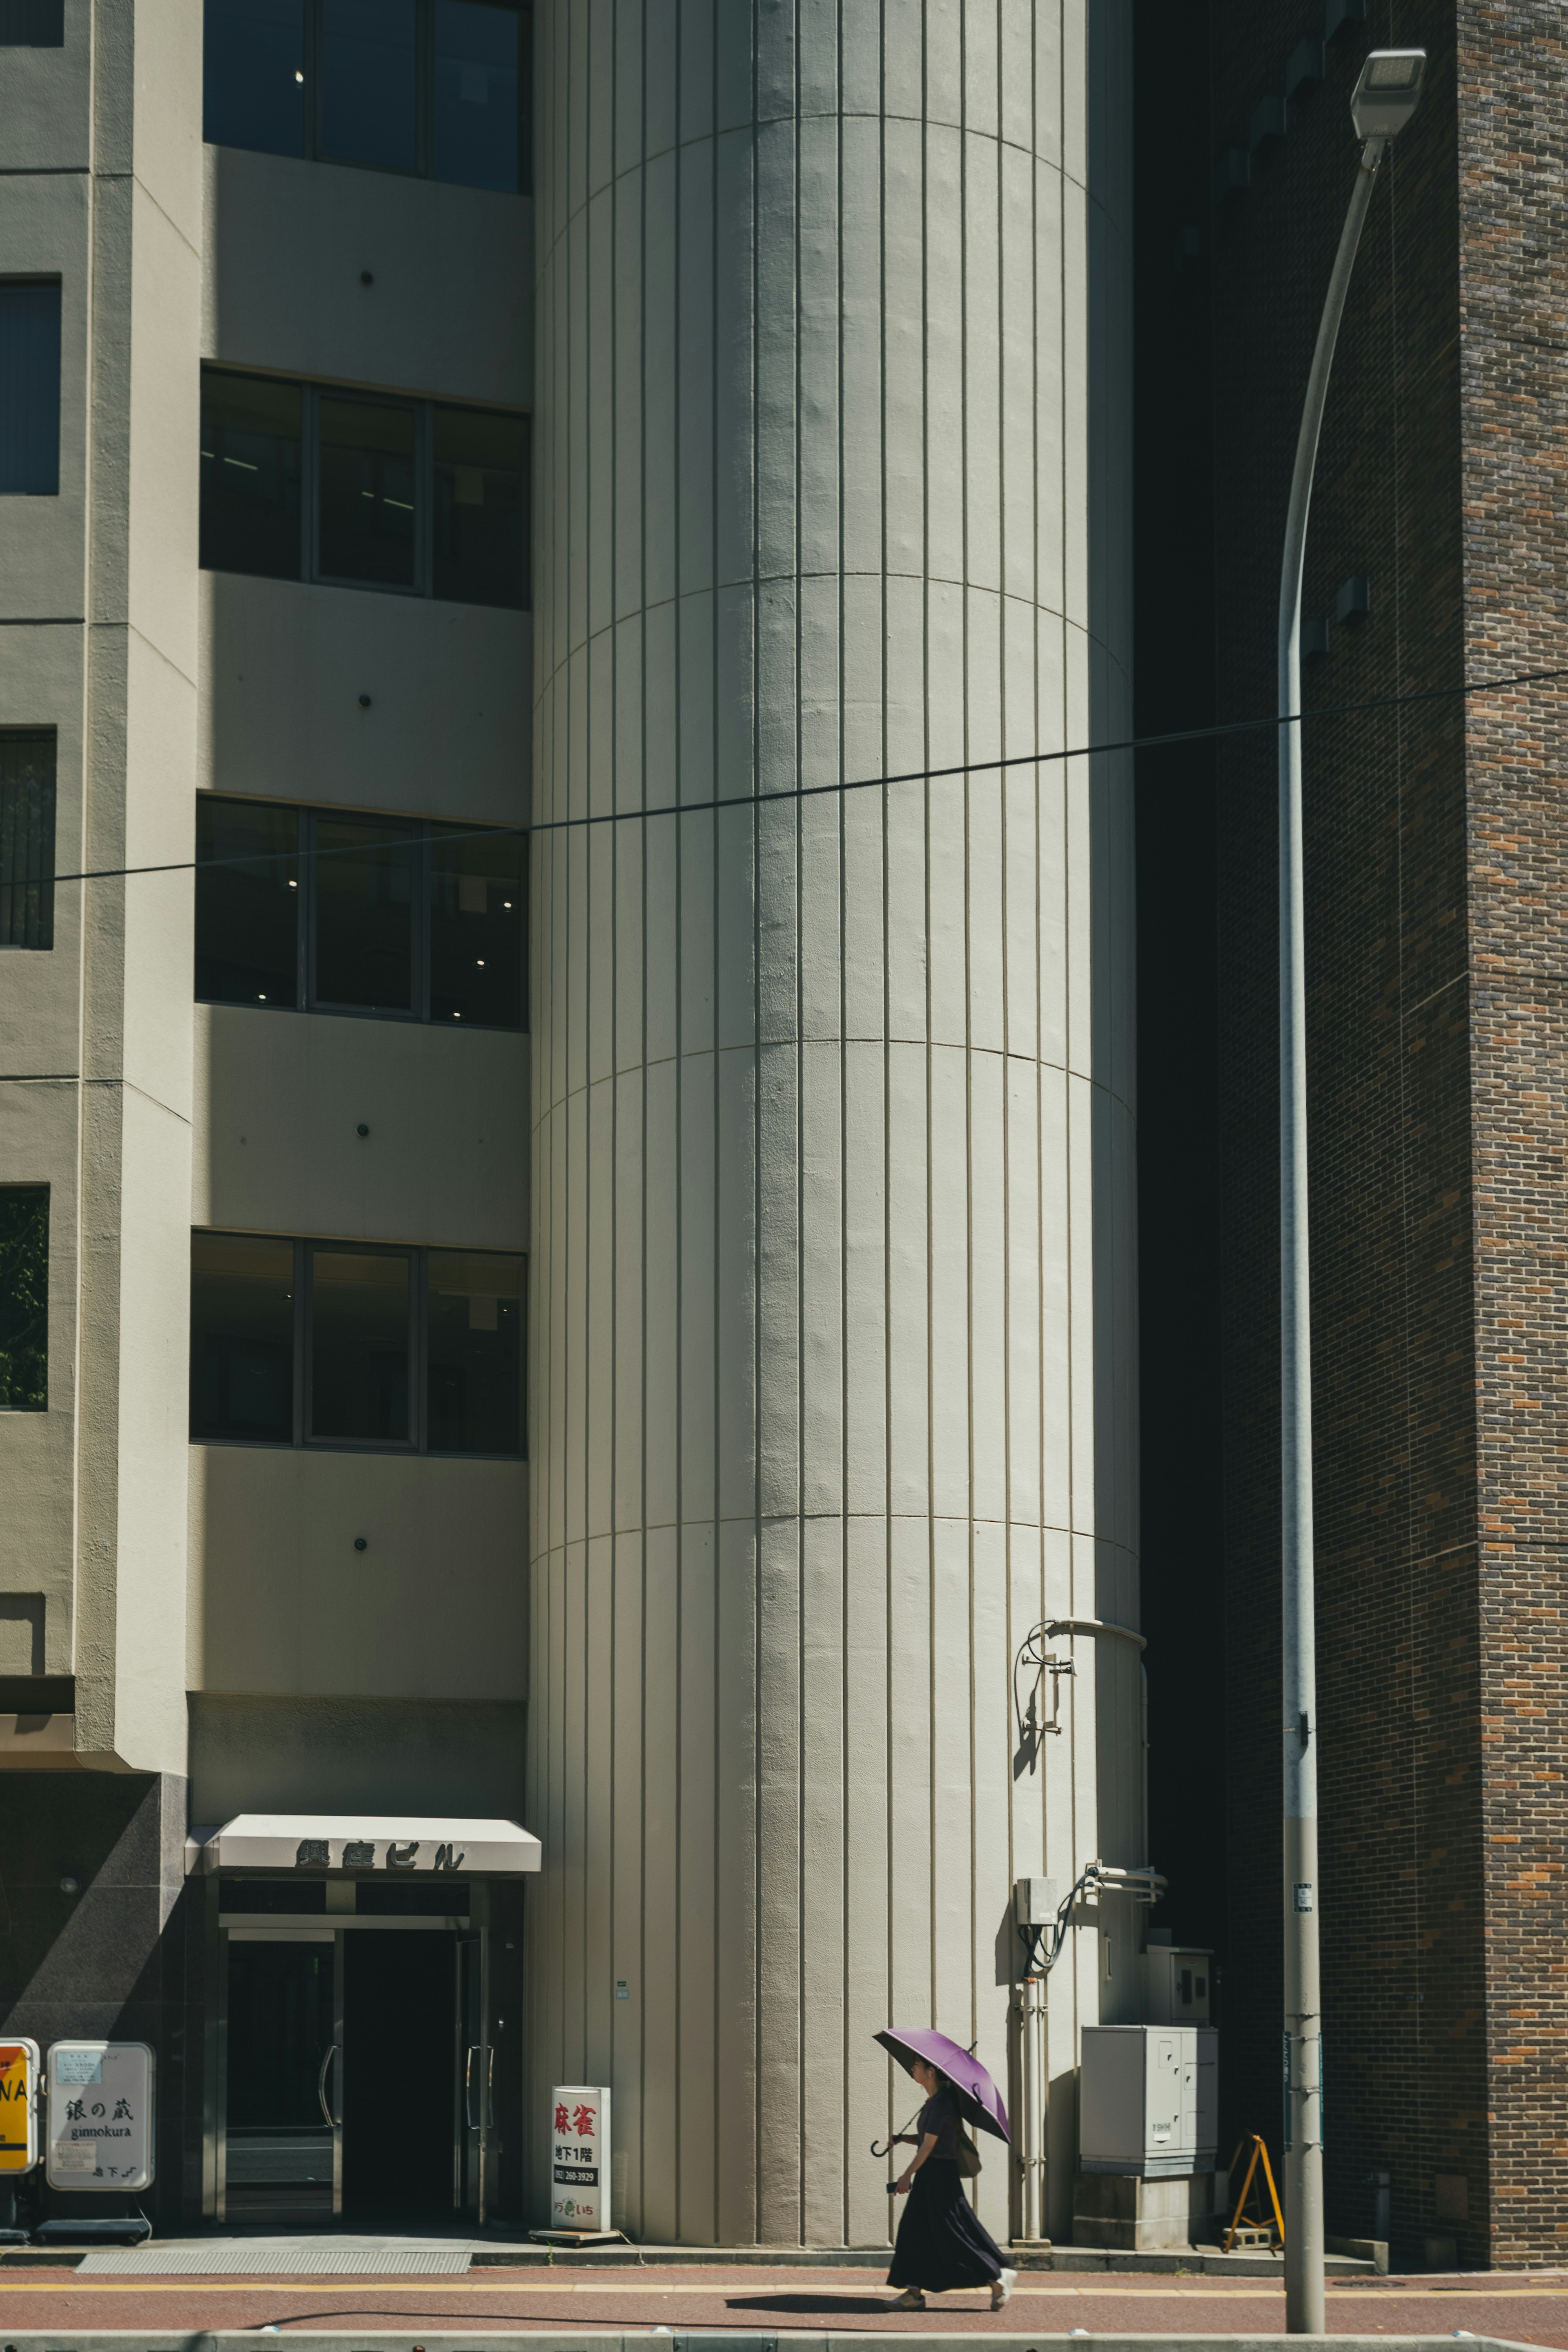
[0,1772,188,2224]
[1086,0,1142,1884]
[186,1693,527,1823]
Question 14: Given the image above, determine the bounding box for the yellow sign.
[0,2043,37,2172]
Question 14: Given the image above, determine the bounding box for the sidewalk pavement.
[0,2262,1560,2342]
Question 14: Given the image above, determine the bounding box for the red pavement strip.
[0,2267,1561,2341]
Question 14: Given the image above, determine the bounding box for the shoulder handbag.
[955,2129,982,2178]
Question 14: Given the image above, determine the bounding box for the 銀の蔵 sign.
[46,2042,155,2191]
[550,2084,610,2231]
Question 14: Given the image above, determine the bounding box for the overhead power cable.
[39,658,1568,890]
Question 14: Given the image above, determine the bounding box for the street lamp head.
[1351,49,1427,142]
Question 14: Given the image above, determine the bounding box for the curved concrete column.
[528,0,1136,2248]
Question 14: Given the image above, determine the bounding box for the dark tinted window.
[433,407,525,607]
[0,0,65,42]
[190,1232,296,1443]
[0,1188,47,1414]
[428,824,523,1026]
[313,814,416,1011]
[199,372,526,609]
[200,371,303,579]
[0,281,60,496]
[203,0,305,154]
[321,0,416,170]
[220,1878,327,1913]
[433,0,519,190]
[427,1250,523,1454]
[0,733,55,951]
[318,397,416,588]
[309,1246,411,1442]
[196,798,301,1005]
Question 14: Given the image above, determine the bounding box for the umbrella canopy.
[875,2027,1011,2144]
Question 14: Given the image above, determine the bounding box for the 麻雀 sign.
[550,2082,610,2231]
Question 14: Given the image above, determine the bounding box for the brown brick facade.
[1138,0,1566,2269]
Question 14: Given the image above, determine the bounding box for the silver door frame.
[205,1891,484,2224]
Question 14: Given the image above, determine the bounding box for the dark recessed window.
[196,796,526,1030]
[0,0,65,40]
[201,0,304,155]
[0,281,61,497]
[0,732,56,951]
[190,1231,296,1444]
[312,814,417,1012]
[199,372,303,579]
[204,0,530,193]
[308,1245,411,1442]
[433,0,520,192]
[194,796,300,1005]
[200,369,528,609]
[427,1250,523,1454]
[191,1232,526,1456]
[433,406,525,608]
[0,1188,49,1414]
[321,0,417,170]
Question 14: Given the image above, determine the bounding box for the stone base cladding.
[1197,0,1566,2269]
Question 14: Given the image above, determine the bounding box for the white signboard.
[46,2042,154,2191]
[549,2082,609,2231]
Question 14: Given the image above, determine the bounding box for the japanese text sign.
[550,2082,610,2231]
[46,2042,154,2191]
[0,2041,38,2173]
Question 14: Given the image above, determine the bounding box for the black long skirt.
[887,2157,1004,2291]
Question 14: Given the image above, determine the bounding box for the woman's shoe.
[890,2288,927,2310]
[991,2267,1017,2311]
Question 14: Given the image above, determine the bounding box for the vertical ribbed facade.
[528,0,1135,2248]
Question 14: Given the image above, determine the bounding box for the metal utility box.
[1079,2025,1217,2177]
[1145,1944,1213,2025]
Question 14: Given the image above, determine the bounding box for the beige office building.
[0,0,1140,2245]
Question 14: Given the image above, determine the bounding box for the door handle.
[486,2042,495,2129]
[318,2043,339,2128]
[465,2044,481,2130]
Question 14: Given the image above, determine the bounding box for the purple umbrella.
[875,2026,1011,2144]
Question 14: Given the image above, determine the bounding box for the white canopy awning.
[190,1815,541,1877]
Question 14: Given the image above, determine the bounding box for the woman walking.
[887,2055,1017,2312]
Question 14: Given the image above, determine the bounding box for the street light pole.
[1275,48,1426,2337]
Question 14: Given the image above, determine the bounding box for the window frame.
[190,1232,526,1459]
[0,1183,49,1415]
[0,277,62,499]
[195,795,528,1033]
[203,0,533,195]
[199,368,530,611]
[0,727,57,952]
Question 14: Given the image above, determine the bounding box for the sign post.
[45,2043,154,2191]
[549,2084,610,2233]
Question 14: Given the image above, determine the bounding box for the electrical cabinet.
[1145,1944,1213,2025]
[1079,2025,1218,2177]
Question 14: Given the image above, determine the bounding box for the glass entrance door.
[223,1933,340,2220]
[215,1895,488,2226]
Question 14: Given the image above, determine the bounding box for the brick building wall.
[1165,0,1566,2267]
[1456,0,1568,2265]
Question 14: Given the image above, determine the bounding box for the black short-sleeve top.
[918,2087,961,2160]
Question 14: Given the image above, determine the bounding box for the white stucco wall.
[0,0,201,1776]
[528,0,1136,2248]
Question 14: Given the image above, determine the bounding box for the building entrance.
[216,1879,490,2225]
